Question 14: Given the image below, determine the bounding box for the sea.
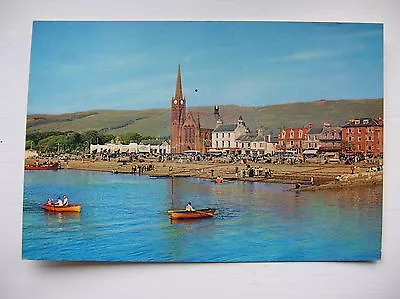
[22,169,382,262]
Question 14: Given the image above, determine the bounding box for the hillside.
[26,98,383,137]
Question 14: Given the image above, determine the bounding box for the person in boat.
[185,201,195,212]
[62,195,69,206]
[47,197,53,205]
[55,197,63,206]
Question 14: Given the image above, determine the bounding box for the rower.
[62,195,69,206]
[185,201,195,212]
[55,197,63,206]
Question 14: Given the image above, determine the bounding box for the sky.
[27,21,383,114]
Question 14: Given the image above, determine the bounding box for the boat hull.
[168,208,216,219]
[25,163,59,170]
[43,204,81,213]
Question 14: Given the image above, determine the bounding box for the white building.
[90,140,170,155]
[211,116,248,153]
[236,129,276,156]
[139,140,170,155]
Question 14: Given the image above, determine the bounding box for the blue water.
[22,170,382,262]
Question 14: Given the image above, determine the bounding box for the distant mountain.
[26,98,383,137]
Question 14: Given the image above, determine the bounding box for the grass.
[26,98,383,137]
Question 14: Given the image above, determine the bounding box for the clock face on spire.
[174,99,178,104]
[180,100,184,104]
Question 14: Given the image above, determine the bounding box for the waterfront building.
[212,115,248,153]
[277,127,310,153]
[341,118,383,157]
[90,143,139,154]
[304,126,323,151]
[318,123,342,153]
[170,65,213,154]
[139,140,170,155]
[236,128,276,156]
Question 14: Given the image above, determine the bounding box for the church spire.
[175,64,183,100]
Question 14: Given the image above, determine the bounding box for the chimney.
[257,128,263,137]
[323,122,331,127]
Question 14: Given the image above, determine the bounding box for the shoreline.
[26,158,383,191]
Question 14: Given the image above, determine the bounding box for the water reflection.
[44,211,81,230]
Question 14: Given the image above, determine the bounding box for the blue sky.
[27,21,383,114]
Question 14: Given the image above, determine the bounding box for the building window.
[290,141,294,146]
[348,128,351,133]
[358,128,361,134]
[290,131,294,138]
[358,137,361,141]
[299,130,303,138]
[216,133,218,138]
[363,119,369,124]
[355,120,360,124]
[358,145,361,150]
[282,131,286,138]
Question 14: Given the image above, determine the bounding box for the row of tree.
[25,130,164,154]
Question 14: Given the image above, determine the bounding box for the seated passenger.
[47,198,53,205]
[55,197,63,206]
[62,195,69,206]
[185,201,195,212]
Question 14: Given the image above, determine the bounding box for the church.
[170,65,214,154]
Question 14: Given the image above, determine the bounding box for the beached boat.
[167,208,217,220]
[215,178,223,183]
[25,163,59,171]
[43,204,81,213]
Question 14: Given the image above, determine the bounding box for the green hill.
[26,98,383,137]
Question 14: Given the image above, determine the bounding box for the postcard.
[22,21,383,262]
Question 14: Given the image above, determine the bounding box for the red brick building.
[170,65,213,154]
[341,118,383,157]
[277,127,310,153]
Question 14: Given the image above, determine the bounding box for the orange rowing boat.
[167,208,217,220]
[25,163,59,170]
[43,204,81,213]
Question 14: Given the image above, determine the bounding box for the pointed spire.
[175,64,183,100]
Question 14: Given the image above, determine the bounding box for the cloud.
[285,50,335,61]
[49,52,153,75]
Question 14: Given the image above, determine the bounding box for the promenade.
[26,157,383,191]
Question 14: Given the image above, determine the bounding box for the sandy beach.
[26,157,383,191]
